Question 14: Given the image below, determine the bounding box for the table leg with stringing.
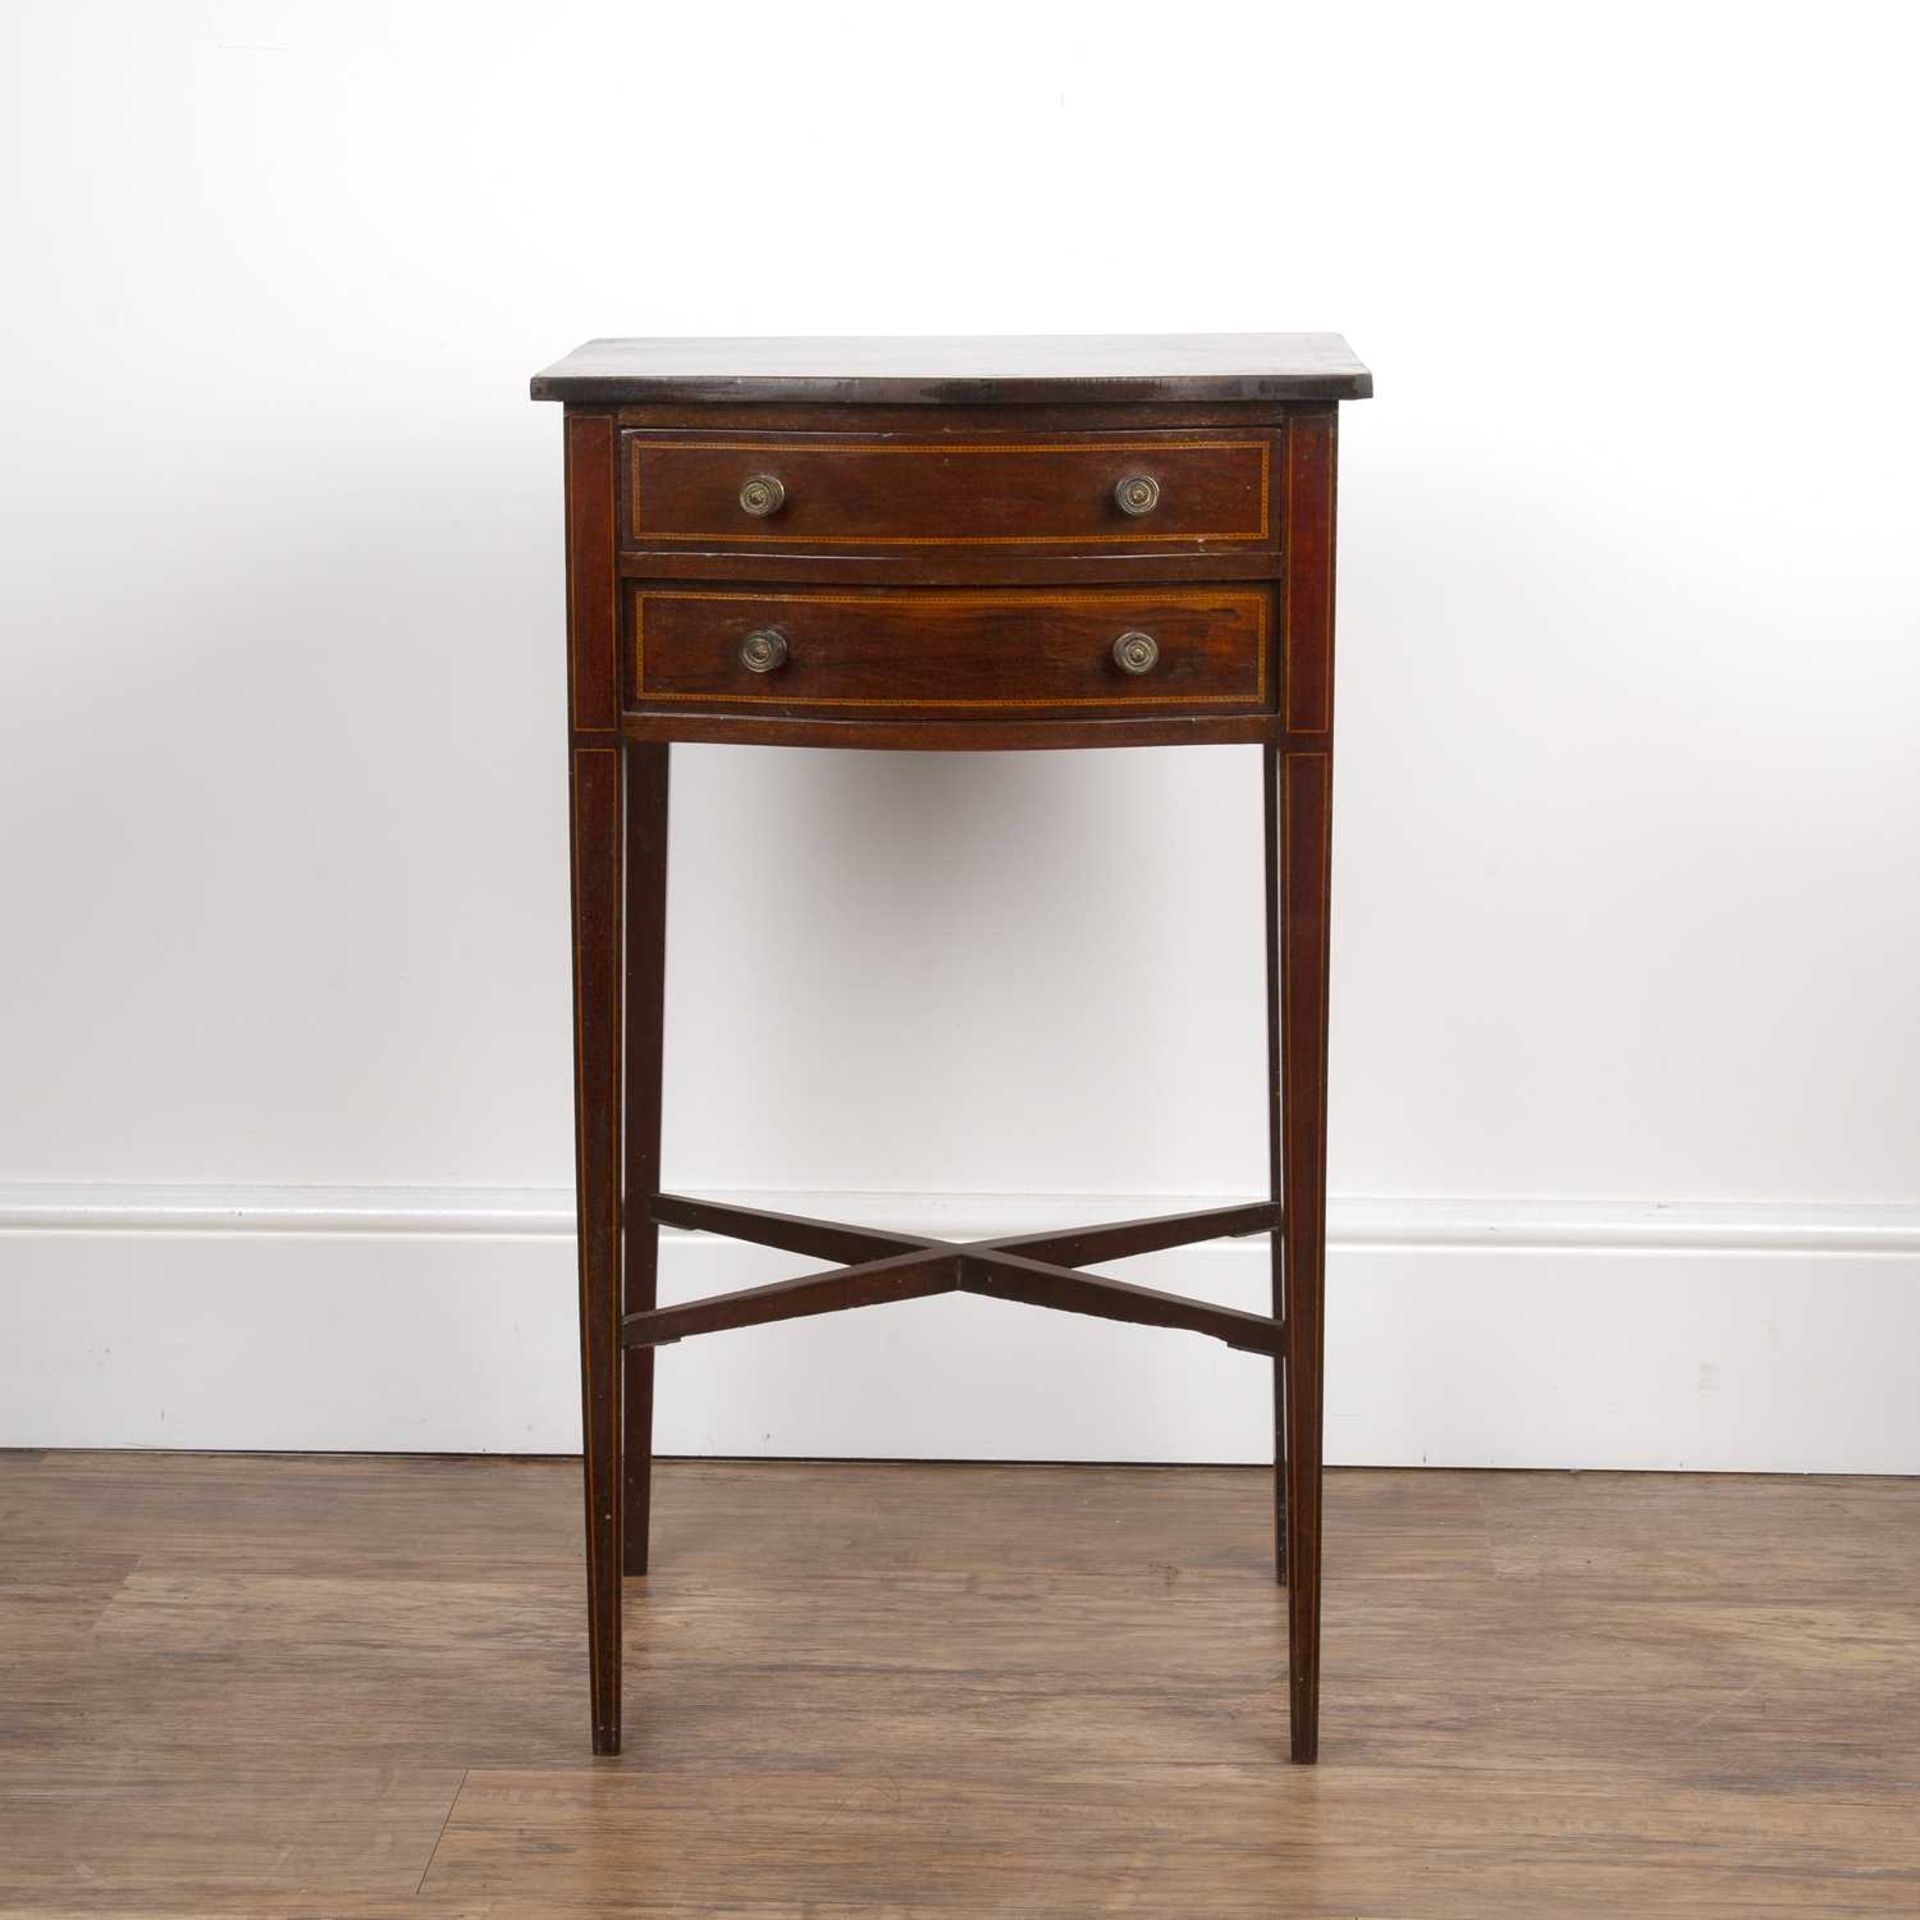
[1271,743,1331,1765]
[1264,747,1289,1590]
[622,742,670,1578]
[569,742,625,1755]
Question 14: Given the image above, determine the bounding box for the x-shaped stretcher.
[623,1194,1285,1355]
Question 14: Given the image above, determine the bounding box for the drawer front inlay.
[623,435,1273,548]
[629,586,1271,713]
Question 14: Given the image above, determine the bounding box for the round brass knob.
[738,473,786,517]
[739,629,789,674]
[1112,631,1160,676]
[1114,473,1161,517]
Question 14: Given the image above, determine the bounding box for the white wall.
[2,0,1917,1467]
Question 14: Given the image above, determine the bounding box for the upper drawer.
[620,431,1275,551]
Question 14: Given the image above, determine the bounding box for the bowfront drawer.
[627,585,1272,716]
[622,432,1274,551]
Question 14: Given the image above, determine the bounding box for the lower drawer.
[626,585,1271,716]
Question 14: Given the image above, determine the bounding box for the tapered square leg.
[569,744,625,1755]
[1262,748,1289,1588]
[622,743,670,1577]
[1270,744,1332,1765]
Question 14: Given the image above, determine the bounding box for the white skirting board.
[2,1187,1917,1471]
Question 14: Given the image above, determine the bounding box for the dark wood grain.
[627,1249,966,1347]
[566,744,623,1753]
[628,582,1271,717]
[621,744,669,1578]
[609,393,1304,592]
[1264,749,1290,1589]
[618,543,1285,588]
[961,1249,1283,1355]
[625,1197,1281,1358]
[564,414,619,735]
[1275,746,1334,1764]
[616,399,1304,432]
[617,707,1285,752]
[623,429,1274,552]
[541,332,1364,1761]
[532,332,1373,404]
[1282,409,1338,733]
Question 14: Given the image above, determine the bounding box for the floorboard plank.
[0,1455,1915,1914]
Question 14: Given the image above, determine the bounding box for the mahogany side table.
[530,333,1372,1763]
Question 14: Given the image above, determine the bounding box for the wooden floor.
[2,1455,1918,1917]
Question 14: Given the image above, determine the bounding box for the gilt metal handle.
[1114,474,1161,517]
[1112,631,1160,675]
[739,629,790,674]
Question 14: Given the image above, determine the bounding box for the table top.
[530,333,1372,406]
